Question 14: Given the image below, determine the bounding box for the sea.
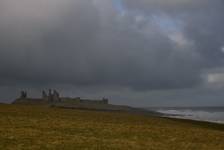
[147,107,224,124]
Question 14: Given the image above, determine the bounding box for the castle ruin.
[41,89,61,102]
[13,89,109,105]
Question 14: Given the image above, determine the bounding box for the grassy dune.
[0,104,224,150]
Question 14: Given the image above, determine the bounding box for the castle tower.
[42,90,48,101]
[48,89,53,102]
[20,91,27,99]
[53,90,61,102]
[102,98,109,104]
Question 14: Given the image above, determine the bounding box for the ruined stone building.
[13,89,109,105]
[42,89,61,102]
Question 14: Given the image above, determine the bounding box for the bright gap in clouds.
[113,0,125,15]
[152,14,180,33]
[151,14,190,47]
[221,47,224,53]
[207,72,224,88]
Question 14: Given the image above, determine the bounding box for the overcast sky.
[0,0,224,106]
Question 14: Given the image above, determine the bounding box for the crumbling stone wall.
[15,90,109,105]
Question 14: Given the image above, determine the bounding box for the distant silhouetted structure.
[53,90,60,102]
[20,91,27,99]
[13,89,109,105]
[42,90,47,100]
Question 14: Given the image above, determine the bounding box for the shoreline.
[145,108,224,125]
[158,115,224,131]
[162,115,224,124]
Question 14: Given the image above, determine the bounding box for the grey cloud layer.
[0,0,224,91]
[124,0,224,66]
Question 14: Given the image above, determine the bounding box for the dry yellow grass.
[0,104,224,150]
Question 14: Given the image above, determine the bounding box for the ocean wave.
[156,109,224,124]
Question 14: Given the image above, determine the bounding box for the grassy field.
[0,104,224,150]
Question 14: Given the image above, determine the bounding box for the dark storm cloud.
[0,0,224,92]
